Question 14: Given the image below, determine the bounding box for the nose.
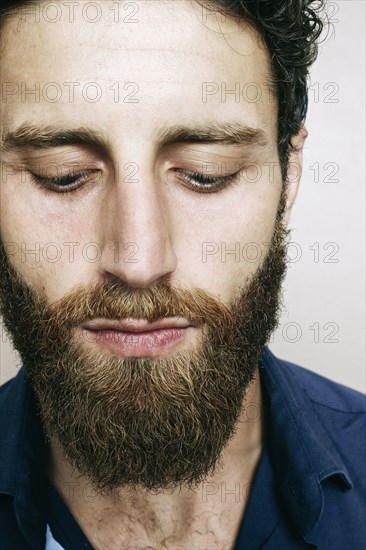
[98,166,178,289]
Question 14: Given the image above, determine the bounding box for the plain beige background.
[1,1,365,391]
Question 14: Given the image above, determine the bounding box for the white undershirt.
[45,524,65,550]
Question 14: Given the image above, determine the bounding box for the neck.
[44,371,266,547]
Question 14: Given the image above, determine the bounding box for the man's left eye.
[173,168,241,193]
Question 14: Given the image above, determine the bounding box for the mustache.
[43,280,236,339]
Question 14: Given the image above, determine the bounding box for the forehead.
[1,0,275,139]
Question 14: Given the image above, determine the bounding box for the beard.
[0,188,289,496]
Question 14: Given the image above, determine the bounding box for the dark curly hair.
[1,0,326,177]
[197,0,326,177]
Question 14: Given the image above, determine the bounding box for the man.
[0,0,364,548]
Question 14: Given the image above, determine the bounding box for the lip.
[78,318,196,358]
[81,317,194,333]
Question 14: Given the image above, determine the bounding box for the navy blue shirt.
[1,347,365,549]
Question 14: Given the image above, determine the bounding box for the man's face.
[0,0,288,493]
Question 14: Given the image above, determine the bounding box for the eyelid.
[26,159,102,173]
[167,158,247,173]
[18,146,106,166]
[173,168,242,193]
[29,169,99,194]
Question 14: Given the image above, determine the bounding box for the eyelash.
[29,170,92,195]
[173,169,241,193]
[29,168,241,194]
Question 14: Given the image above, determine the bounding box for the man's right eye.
[29,170,95,193]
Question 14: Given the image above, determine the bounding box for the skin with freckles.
[0,1,307,548]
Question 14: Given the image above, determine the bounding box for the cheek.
[0,175,62,245]
[0,187,86,300]
[0,189,41,283]
[179,186,282,304]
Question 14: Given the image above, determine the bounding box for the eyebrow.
[1,125,110,153]
[156,123,269,147]
[1,122,269,153]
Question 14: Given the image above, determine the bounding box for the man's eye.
[173,168,241,193]
[29,170,93,193]
[29,168,241,194]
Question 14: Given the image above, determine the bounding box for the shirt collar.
[260,347,353,541]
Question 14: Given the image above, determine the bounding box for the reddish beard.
[0,191,289,495]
